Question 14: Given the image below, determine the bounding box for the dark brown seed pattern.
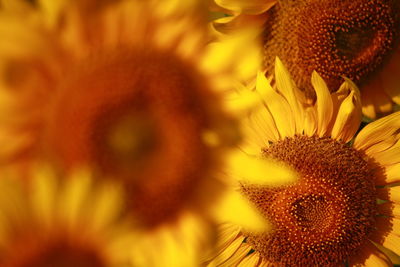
[263,0,400,97]
[241,135,377,267]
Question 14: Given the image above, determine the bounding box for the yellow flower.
[0,165,133,267]
[213,0,400,119]
[0,0,295,264]
[206,58,400,266]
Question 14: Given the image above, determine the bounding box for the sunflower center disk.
[5,241,105,267]
[44,50,223,227]
[241,135,377,267]
[263,0,400,93]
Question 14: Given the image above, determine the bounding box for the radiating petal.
[275,57,305,134]
[311,71,333,136]
[255,71,296,138]
[348,241,392,267]
[354,112,400,152]
[331,78,362,142]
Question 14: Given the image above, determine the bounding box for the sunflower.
[0,165,134,267]
[0,0,296,264]
[206,58,400,266]
[212,0,400,119]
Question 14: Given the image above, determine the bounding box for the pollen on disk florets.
[263,0,400,97]
[42,49,234,227]
[241,135,377,267]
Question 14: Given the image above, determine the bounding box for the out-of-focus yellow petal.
[215,0,276,15]
[89,182,123,231]
[211,190,270,233]
[58,168,92,227]
[1,0,33,13]
[38,0,66,27]
[201,29,261,83]
[0,131,34,161]
[225,150,297,186]
[224,89,262,115]
[30,165,58,225]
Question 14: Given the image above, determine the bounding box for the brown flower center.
[43,49,231,227]
[241,135,377,267]
[263,0,400,96]
[3,239,106,267]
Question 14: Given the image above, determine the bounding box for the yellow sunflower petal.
[303,107,318,136]
[213,224,242,255]
[311,71,334,136]
[37,0,66,27]
[363,135,398,156]
[238,123,267,155]
[0,0,33,13]
[331,78,362,142]
[0,131,34,161]
[247,104,280,143]
[238,252,261,266]
[220,244,252,267]
[384,164,400,184]
[275,57,305,134]
[354,111,400,152]
[383,186,400,203]
[364,76,394,114]
[30,165,58,225]
[201,29,261,83]
[58,168,92,227]
[214,0,277,15]
[361,92,377,120]
[256,71,296,138]
[224,89,263,115]
[209,235,246,266]
[211,190,270,233]
[89,182,123,231]
[378,202,400,218]
[377,232,400,256]
[225,150,298,186]
[348,241,392,267]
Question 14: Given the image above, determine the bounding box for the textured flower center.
[263,0,400,96]
[43,50,228,227]
[241,135,377,266]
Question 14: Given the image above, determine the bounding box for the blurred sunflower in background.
[0,165,133,267]
[0,0,296,265]
[212,0,400,119]
[206,58,400,266]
